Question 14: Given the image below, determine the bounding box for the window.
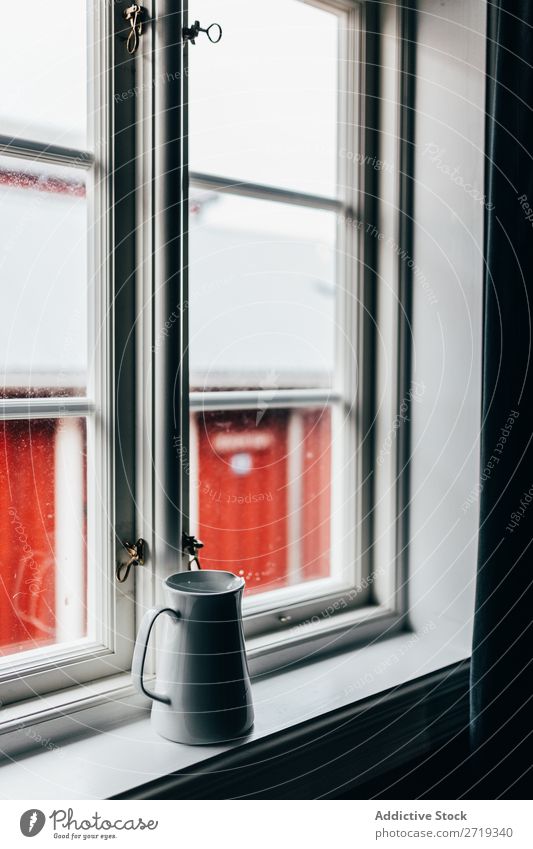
[0,2,135,705]
[183,0,399,646]
[0,0,410,712]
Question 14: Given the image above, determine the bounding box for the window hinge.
[182,20,222,46]
[117,538,147,583]
[123,5,147,55]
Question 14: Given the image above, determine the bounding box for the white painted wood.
[54,419,85,642]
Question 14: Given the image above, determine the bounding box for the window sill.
[0,620,471,799]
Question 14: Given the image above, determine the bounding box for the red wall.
[0,420,57,654]
[194,407,331,593]
[0,408,331,654]
[0,418,87,655]
[195,409,290,593]
[299,408,332,581]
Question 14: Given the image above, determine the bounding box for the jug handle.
[132,606,180,704]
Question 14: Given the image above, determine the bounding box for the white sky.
[0,1,86,148]
[0,1,341,381]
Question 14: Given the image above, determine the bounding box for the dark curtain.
[471,1,533,797]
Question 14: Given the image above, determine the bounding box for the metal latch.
[117,538,146,582]
[123,5,147,55]
[182,20,222,46]
[182,532,204,570]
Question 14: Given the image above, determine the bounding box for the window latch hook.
[182,20,222,46]
[117,538,146,583]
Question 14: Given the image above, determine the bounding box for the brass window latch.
[117,538,146,583]
[117,535,202,581]
[182,532,204,570]
[182,20,222,46]
[123,5,147,55]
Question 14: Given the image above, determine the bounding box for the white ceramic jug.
[132,570,254,744]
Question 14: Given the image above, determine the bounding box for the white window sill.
[0,620,471,800]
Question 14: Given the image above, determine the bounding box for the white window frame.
[186,0,363,638]
[136,0,412,675]
[0,0,413,715]
[0,1,136,707]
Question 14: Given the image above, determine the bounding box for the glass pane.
[0,157,87,397]
[0,1,87,148]
[190,407,331,595]
[0,418,87,656]
[189,0,340,196]
[189,191,337,390]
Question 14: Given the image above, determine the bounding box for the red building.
[193,407,331,593]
